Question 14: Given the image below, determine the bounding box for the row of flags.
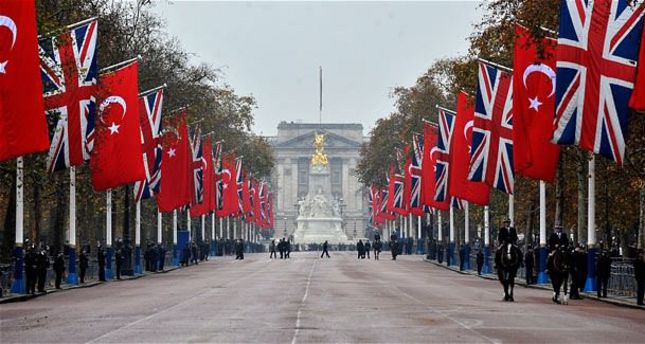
[369,0,645,225]
[0,2,274,228]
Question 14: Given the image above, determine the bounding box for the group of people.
[268,238,291,259]
[143,242,167,272]
[20,241,89,294]
[356,238,383,260]
[181,241,210,266]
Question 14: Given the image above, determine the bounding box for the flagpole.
[139,83,167,97]
[483,205,491,273]
[10,158,25,293]
[477,57,514,73]
[187,209,192,241]
[105,189,113,280]
[211,212,216,256]
[537,181,548,283]
[417,215,422,254]
[219,217,224,240]
[172,209,178,266]
[98,56,141,74]
[508,194,515,226]
[201,215,205,242]
[233,217,237,239]
[464,201,471,270]
[585,154,597,292]
[227,216,231,240]
[449,206,455,266]
[437,211,443,263]
[134,200,142,274]
[157,209,162,244]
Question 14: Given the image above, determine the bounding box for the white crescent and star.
[522,63,556,111]
[429,147,440,172]
[221,169,232,189]
[0,15,18,74]
[99,96,127,135]
[464,120,474,152]
[167,147,176,158]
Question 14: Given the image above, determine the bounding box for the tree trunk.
[2,176,17,259]
[576,150,588,246]
[554,153,564,228]
[526,190,537,247]
[52,175,66,252]
[31,168,41,243]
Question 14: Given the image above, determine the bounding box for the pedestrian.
[357,240,364,259]
[476,250,484,275]
[53,252,65,289]
[365,240,371,259]
[235,239,245,260]
[270,239,277,259]
[285,239,291,259]
[24,243,37,294]
[182,243,190,266]
[524,246,535,285]
[115,246,123,280]
[634,249,644,306]
[321,240,331,258]
[374,239,382,260]
[191,242,199,265]
[570,244,587,299]
[37,247,50,292]
[459,244,466,271]
[79,250,89,283]
[596,249,612,298]
[97,242,106,281]
[279,238,285,259]
[389,239,399,260]
[158,244,166,271]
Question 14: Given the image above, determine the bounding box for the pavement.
[0,252,643,344]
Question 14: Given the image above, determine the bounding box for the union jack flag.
[469,62,514,194]
[134,89,164,202]
[451,197,466,210]
[40,19,98,173]
[408,134,424,215]
[387,150,407,215]
[552,0,645,165]
[379,188,394,221]
[190,127,205,205]
[214,142,223,212]
[235,158,244,215]
[435,108,456,202]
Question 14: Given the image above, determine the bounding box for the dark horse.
[547,246,572,304]
[496,243,522,301]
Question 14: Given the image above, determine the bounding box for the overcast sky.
[153,1,483,136]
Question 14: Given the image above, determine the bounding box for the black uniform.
[191,243,199,265]
[79,251,89,283]
[97,246,106,281]
[285,240,291,259]
[524,249,535,284]
[37,250,50,292]
[115,248,123,280]
[634,253,644,305]
[364,241,371,259]
[389,240,399,260]
[357,240,364,259]
[570,248,587,299]
[235,240,244,260]
[497,226,518,246]
[270,240,277,259]
[25,247,38,294]
[53,253,65,289]
[320,241,330,258]
[596,251,612,298]
[157,245,166,271]
[476,251,484,275]
[548,231,570,251]
[373,240,382,260]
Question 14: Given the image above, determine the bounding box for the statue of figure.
[331,199,340,217]
[310,133,329,167]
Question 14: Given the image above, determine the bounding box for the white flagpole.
[211,213,216,240]
[172,210,178,245]
[69,167,76,248]
[226,216,230,239]
[16,158,24,246]
[588,154,596,247]
[508,194,514,226]
[437,211,443,242]
[449,207,455,243]
[233,217,237,239]
[464,202,470,244]
[539,181,547,247]
[219,217,224,238]
[135,201,141,246]
[417,215,422,240]
[408,213,413,239]
[157,209,162,244]
[187,209,192,240]
[484,205,490,247]
[106,190,112,247]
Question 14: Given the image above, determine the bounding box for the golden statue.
[311,132,329,166]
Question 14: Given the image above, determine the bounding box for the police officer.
[97,242,106,281]
[495,219,518,268]
[596,249,612,298]
[157,244,166,271]
[53,251,65,289]
[373,239,382,260]
[37,247,50,292]
[634,249,644,306]
[548,224,570,251]
[357,240,364,259]
[115,242,123,280]
[389,238,399,260]
[79,250,89,283]
[524,246,535,285]
[24,243,37,294]
[235,239,244,260]
[269,239,277,259]
[364,240,371,259]
[320,240,331,258]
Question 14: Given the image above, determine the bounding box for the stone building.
[267,121,368,239]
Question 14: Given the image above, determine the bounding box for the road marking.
[291,258,317,344]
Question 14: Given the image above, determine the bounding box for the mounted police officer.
[548,224,570,252]
[495,218,518,269]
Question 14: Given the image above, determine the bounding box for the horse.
[496,243,522,302]
[547,245,572,304]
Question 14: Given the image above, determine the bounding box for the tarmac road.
[1,251,644,343]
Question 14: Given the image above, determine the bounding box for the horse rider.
[495,218,518,269]
[546,224,570,272]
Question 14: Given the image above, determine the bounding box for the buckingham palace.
[267,121,369,240]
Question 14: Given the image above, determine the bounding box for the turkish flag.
[251,180,261,224]
[0,1,49,161]
[421,122,450,211]
[630,24,645,111]
[90,62,144,191]
[449,92,490,205]
[157,112,192,212]
[219,153,239,217]
[513,25,560,182]
[190,137,214,217]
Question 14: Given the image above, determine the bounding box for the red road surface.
[1,252,643,343]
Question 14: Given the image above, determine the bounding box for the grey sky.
[153,1,483,136]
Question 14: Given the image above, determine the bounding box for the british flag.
[552,0,644,165]
[469,61,514,194]
[235,158,244,215]
[214,142,223,213]
[40,19,98,173]
[435,108,456,202]
[387,150,407,215]
[190,127,205,205]
[134,89,164,202]
[409,133,424,215]
[451,197,466,210]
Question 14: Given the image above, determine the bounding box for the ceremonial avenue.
[1,253,644,344]
[2,1,645,344]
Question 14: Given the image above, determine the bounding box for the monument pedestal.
[293,217,348,244]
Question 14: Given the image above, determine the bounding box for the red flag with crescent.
[513,25,560,182]
[157,112,192,212]
[218,153,239,217]
[89,61,144,191]
[0,1,50,161]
